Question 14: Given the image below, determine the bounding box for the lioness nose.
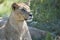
[29,14,32,16]
[29,12,33,16]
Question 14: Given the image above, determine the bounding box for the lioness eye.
[21,9,26,12]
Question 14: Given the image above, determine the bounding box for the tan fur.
[0,2,32,40]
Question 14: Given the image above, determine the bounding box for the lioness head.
[11,2,33,22]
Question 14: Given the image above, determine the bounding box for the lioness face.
[12,3,33,22]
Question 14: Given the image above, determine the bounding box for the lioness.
[0,2,33,40]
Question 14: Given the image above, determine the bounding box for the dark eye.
[21,9,26,12]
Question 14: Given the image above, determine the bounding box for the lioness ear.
[12,3,19,10]
[25,0,31,6]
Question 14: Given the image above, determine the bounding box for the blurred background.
[0,0,60,40]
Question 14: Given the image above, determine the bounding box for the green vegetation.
[30,0,60,22]
[30,0,60,36]
[45,32,53,40]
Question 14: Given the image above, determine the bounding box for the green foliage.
[29,0,60,35]
[45,32,53,40]
[0,0,4,4]
[30,0,59,22]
